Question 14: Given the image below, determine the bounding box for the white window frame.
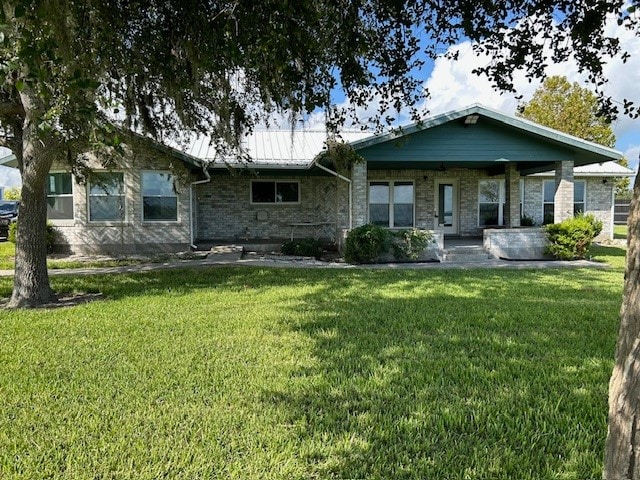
[478,179,505,227]
[87,171,125,223]
[542,180,555,224]
[141,171,179,223]
[368,180,415,228]
[46,172,74,222]
[250,180,300,205]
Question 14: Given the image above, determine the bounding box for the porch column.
[554,160,574,223]
[351,161,368,227]
[504,163,520,228]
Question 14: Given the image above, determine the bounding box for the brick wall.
[50,151,194,255]
[195,174,339,241]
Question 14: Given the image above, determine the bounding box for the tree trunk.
[6,93,58,309]
[604,175,640,478]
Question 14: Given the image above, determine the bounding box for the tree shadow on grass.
[256,268,620,479]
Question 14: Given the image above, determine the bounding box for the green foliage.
[344,224,391,263]
[520,215,535,226]
[614,156,631,197]
[344,224,432,263]
[518,76,616,147]
[0,262,623,478]
[9,221,56,252]
[281,238,322,258]
[316,139,364,171]
[2,186,21,200]
[544,213,603,260]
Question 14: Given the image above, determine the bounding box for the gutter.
[189,165,212,249]
[311,161,353,230]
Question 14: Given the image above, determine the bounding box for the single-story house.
[0,104,634,259]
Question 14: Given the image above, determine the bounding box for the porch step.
[443,245,492,262]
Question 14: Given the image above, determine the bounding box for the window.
[368,181,414,228]
[543,180,586,223]
[47,173,73,220]
[88,172,125,221]
[251,181,299,203]
[543,180,555,224]
[574,180,586,215]
[142,172,177,221]
[478,180,505,227]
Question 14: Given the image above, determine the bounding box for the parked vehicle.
[0,200,19,239]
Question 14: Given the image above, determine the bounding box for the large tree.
[518,75,631,195]
[518,75,616,147]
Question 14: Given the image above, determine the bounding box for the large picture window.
[142,172,177,221]
[478,180,505,226]
[251,181,299,204]
[47,173,74,220]
[88,172,125,221]
[543,180,555,224]
[369,181,414,228]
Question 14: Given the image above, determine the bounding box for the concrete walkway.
[0,251,609,278]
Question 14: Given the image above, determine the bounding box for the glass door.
[435,179,458,235]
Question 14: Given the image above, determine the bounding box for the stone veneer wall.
[51,152,194,255]
[195,174,340,241]
[521,176,614,241]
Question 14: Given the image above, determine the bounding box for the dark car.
[0,200,19,239]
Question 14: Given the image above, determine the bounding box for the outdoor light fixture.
[438,162,447,172]
[464,114,479,125]
[602,178,609,185]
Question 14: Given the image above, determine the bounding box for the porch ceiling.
[366,159,568,176]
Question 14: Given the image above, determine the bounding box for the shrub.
[344,224,432,264]
[9,221,57,252]
[520,215,535,226]
[544,213,603,260]
[281,238,322,258]
[344,224,390,263]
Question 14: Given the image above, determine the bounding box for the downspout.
[312,161,353,230]
[189,165,211,250]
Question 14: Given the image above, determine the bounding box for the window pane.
[574,181,585,203]
[143,172,175,196]
[90,196,124,221]
[47,173,72,195]
[369,183,389,203]
[394,204,413,227]
[47,196,73,220]
[543,204,554,224]
[543,181,555,203]
[89,172,124,195]
[370,204,389,226]
[479,204,499,226]
[276,182,299,202]
[574,203,585,215]
[479,180,500,203]
[144,197,177,221]
[252,182,275,203]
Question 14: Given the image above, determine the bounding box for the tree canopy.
[518,75,630,195]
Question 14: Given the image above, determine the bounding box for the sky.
[1,12,638,190]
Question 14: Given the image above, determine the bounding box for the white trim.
[141,170,179,223]
[368,180,415,228]
[542,179,586,222]
[249,180,301,205]
[478,179,505,227]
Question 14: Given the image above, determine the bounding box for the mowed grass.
[0,245,627,479]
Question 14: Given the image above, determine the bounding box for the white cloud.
[419,17,640,152]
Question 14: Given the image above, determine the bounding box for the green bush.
[344,224,432,264]
[281,238,322,258]
[544,213,603,260]
[520,215,535,226]
[9,221,57,252]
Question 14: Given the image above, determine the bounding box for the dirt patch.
[2,292,105,310]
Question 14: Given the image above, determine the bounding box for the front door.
[435,179,459,235]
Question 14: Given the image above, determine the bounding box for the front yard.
[0,245,626,479]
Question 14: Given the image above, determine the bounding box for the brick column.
[351,161,368,227]
[504,163,520,228]
[554,160,574,223]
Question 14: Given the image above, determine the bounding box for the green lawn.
[0,245,626,479]
[614,224,627,240]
